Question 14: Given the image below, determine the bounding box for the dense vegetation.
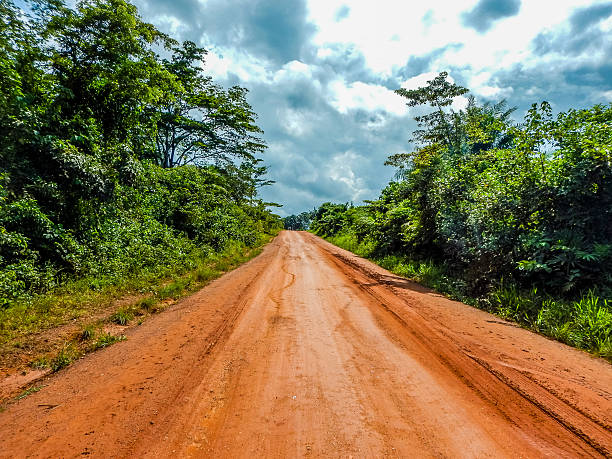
[310,73,612,358]
[282,210,315,231]
[0,0,281,310]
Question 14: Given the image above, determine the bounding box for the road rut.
[0,231,611,457]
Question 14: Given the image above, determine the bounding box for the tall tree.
[394,71,468,154]
[43,0,174,151]
[156,41,266,168]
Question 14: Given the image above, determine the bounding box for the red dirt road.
[1,231,611,458]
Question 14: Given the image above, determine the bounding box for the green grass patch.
[491,287,612,359]
[50,344,79,372]
[156,278,192,301]
[80,324,96,341]
[16,385,44,400]
[193,266,219,283]
[30,356,50,370]
[135,297,157,312]
[110,307,134,326]
[0,233,276,350]
[92,332,126,350]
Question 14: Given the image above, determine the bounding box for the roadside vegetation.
[307,73,612,359]
[1,239,269,379]
[283,211,315,231]
[0,0,281,364]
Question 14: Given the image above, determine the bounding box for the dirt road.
[0,231,611,458]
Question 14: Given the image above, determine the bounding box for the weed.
[157,278,191,300]
[92,332,126,350]
[80,324,96,341]
[136,297,157,312]
[50,344,78,372]
[16,385,43,400]
[213,258,233,272]
[110,308,133,326]
[31,356,50,370]
[194,266,218,283]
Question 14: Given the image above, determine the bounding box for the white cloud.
[278,108,313,137]
[273,60,316,83]
[400,72,443,90]
[328,151,368,201]
[305,0,608,85]
[329,80,407,115]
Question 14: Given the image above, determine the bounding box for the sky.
[129,0,612,216]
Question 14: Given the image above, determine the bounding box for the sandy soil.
[0,231,610,458]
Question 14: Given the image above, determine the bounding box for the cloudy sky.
[131,0,612,215]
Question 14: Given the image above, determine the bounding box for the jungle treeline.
[295,73,612,357]
[0,0,281,308]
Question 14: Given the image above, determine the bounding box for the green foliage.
[136,296,157,312]
[31,356,50,370]
[80,324,96,341]
[193,266,218,283]
[157,278,191,300]
[110,307,134,325]
[16,385,43,400]
[156,40,266,168]
[0,0,281,312]
[50,343,78,372]
[283,210,315,231]
[310,71,611,357]
[310,202,350,236]
[92,332,125,350]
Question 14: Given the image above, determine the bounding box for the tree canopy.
[309,72,612,357]
[0,0,280,306]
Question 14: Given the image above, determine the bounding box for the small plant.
[571,293,611,351]
[16,385,43,400]
[110,308,133,325]
[136,297,157,312]
[50,344,77,372]
[30,356,50,370]
[157,278,191,300]
[194,266,218,283]
[80,324,96,341]
[92,332,126,350]
[213,258,234,272]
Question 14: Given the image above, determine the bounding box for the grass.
[157,278,192,300]
[16,385,44,400]
[92,332,126,350]
[0,232,277,376]
[0,234,274,345]
[135,297,157,312]
[193,266,219,283]
[493,287,612,359]
[31,356,50,370]
[80,324,96,341]
[110,307,134,325]
[325,231,612,361]
[50,344,79,372]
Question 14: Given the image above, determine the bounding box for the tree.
[43,0,174,150]
[394,71,468,154]
[283,210,315,231]
[310,203,350,236]
[156,41,266,168]
[0,0,280,304]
